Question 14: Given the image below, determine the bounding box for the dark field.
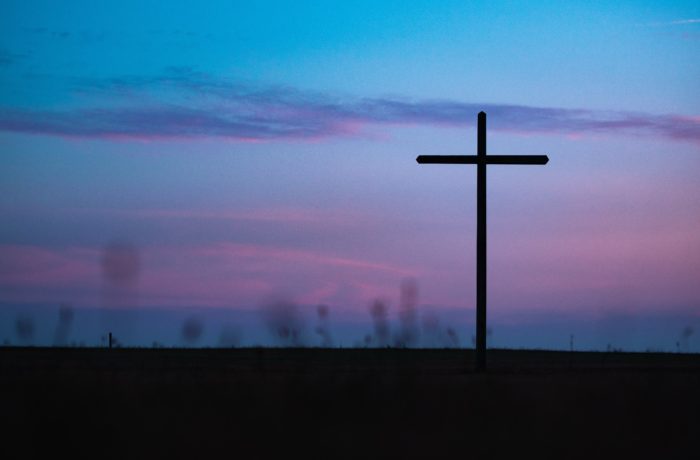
[3,348,699,458]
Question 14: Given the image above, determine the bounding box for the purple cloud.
[1,68,698,144]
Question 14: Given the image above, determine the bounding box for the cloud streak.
[0,241,414,308]
[1,68,698,145]
[640,18,700,27]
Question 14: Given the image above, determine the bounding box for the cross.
[417,111,548,371]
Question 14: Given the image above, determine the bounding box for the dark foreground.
[2,348,699,458]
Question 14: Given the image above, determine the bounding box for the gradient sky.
[1,1,699,350]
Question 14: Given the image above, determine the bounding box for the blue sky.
[1,1,699,350]
[2,0,699,111]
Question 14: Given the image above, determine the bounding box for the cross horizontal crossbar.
[416,155,549,165]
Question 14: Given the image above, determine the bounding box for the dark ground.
[2,347,699,458]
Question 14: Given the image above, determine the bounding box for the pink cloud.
[138,242,418,308]
[0,244,99,287]
[0,241,418,309]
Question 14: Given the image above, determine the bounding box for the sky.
[1,0,699,350]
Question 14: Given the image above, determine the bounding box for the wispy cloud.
[639,18,700,27]
[1,68,698,145]
[0,241,413,308]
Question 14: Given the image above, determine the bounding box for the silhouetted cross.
[417,111,548,371]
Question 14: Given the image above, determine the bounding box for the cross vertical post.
[476,112,487,372]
